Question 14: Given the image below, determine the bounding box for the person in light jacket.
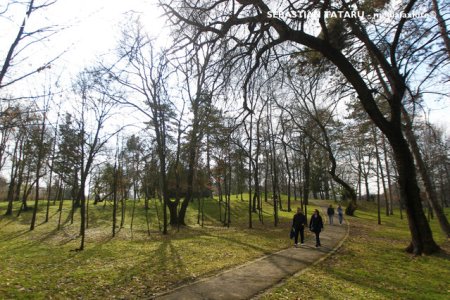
[337,205,344,225]
[309,209,324,247]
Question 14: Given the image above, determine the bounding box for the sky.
[1,0,449,131]
[1,0,168,132]
[0,0,165,90]
[42,0,165,76]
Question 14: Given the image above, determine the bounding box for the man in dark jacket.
[292,208,307,247]
[327,204,335,225]
[309,209,324,247]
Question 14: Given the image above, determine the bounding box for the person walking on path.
[309,209,324,247]
[292,208,307,247]
[337,205,344,225]
[327,204,335,225]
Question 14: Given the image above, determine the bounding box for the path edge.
[152,237,306,299]
[153,218,350,300]
[252,219,351,299]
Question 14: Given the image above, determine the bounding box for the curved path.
[155,211,349,300]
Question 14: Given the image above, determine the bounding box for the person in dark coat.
[309,209,324,247]
[292,207,307,247]
[327,204,335,225]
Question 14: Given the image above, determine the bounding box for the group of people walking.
[326,204,344,225]
[291,204,344,248]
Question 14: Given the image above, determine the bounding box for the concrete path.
[155,213,349,300]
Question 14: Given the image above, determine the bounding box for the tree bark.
[281,124,292,212]
[389,130,440,254]
[382,136,394,215]
[402,109,450,238]
[431,0,450,58]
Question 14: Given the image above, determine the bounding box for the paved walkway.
[155,212,349,300]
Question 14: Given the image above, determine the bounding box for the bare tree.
[72,68,119,250]
[108,20,175,234]
[404,115,450,238]
[30,97,52,230]
[162,0,446,254]
[276,66,357,214]
[175,42,221,226]
[0,0,60,90]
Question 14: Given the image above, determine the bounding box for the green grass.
[261,202,450,300]
[0,195,315,299]
[3,198,447,299]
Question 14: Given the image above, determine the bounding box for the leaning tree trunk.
[388,129,440,254]
[402,109,450,238]
[431,0,450,58]
[327,148,357,215]
[296,15,440,253]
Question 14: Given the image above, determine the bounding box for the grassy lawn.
[261,202,450,300]
[0,195,315,299]
[2,198,448,299]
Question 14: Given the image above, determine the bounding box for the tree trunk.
[79,192,86,250]
[30,117,47,231]
[5,139,20,216]
[177,116,201,225]
[282,141,292,212]
[253,142,261,214]
[226,145,232,227]
[373,127,389,217]
[374,127,382,225]
[388,130,440,254]
[264,148,269,203]
[431,0,450,58]
[402,110,450,238]
[382,136,394,215]
[364,174,370,201]
[218,178,223,223]
[57,186,64,230]
[330,178,337,202]
[376,160,381,225]
[112,160,118,237]
[303,153,311,207]
[248,113,253,228]
[357,154,362,201]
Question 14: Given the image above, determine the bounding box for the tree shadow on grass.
[88,236,189,295]
[0,229,29,242]
[0,215,20,227]
[434,244,450,261]
[31,228,61,244]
